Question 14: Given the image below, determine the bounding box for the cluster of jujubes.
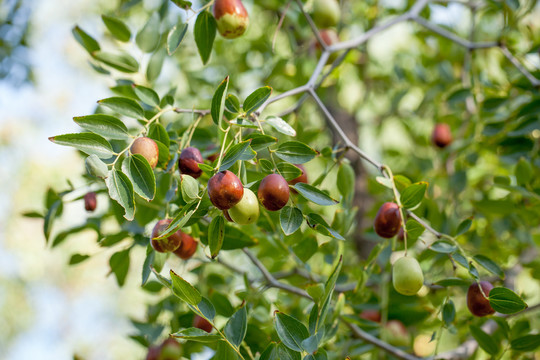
[151,219,198,259]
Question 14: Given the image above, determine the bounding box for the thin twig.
[174,108,211,115]
[500,45,540,87]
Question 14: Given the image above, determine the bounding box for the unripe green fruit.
[131,137,159,168]
[228,188,259,224]
[392,256,424,296]
[213,0,249,39]
[381,320,409,347]
[312,0,340,28]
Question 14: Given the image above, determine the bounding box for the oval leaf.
[265,116,296,136]
[136,13,160,53]
[275,141,317,164]
[134,85,160,107]
[93,51,139,73]
[208,216,225,258]
[470,325,499,355]
[243,86,272,116]
[274,312,310,352]
[400,182,428,209]
[98,97,144,119]
[473,254,505,279]
[219,140,255,171]
[293,183,338,206]
[167,22,188,55]
[488,287,528,314]
[194,11,216,65]
[170,269,202,305]
[102,15,131,42]
[122,154,156,201]
[73,114,129,140]
[106,168,135,220]
[211,76,229,125]
[280,206,303,235]
[224,306,247,347]
[49,133,114,159]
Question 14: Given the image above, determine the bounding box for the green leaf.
[293,183,338,206]
[196,297,216,321]
[307,213,344,240]
[515,157,533,185]
[276,163,303,181]
[473,255,505,279]
[488,287,528,314]
[337,162,355,200]
[72,26,100,54]
[219,140,255,171]
[442,300,455,325]
[243,86,272,116]
[430,241,456,254]
[456,218,472,236]
[318,256,342,331]
[180,175,199,202]
[136,14,160,53]
[147,49,166,82]
[244,133,277,152]
[511,334,540,352]
[405,218,424,241]
[171,0,192,9]
[260,343,278,360]
[275,141,317,164]
[214,341,239,359]
[224,306,247,347]
[208,216,225,258]
[170,269,202,305]
[400,182,428,209]
[98,97,144,119]
[110,249,130,286]
[73,114,129,140]
[122,154,156,201]
[434,277,470,287]
[49,133,114,159]
[172,328,221,343]
[142,249,154,286]
[69,254,90,265]
[194,11,216,65]
[393,175,411,192]
[274,312,310,352]
[211,76,229,125]
[470,325,499,355]
[280,206,303,235]
[265,116,296,136]
[44,200,62,242]
[167,22,188,55]
[106,168,135,220]
[134,85,160,107]
[221,226,257,249]
[376,176,393,189]
[225,94,240,113]
[85,154,109,178]
[210,293,235,317]
[148,123,170,147]
[93,51,139,73]
[101,15,131,42]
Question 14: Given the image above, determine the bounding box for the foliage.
[29,0,540,359]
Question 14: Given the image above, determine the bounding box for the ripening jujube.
[173,232,198,260]
[151,219,182,253]
[207,170,244,210]
[288,164,308,186]
[432,123,453,148]
[258,174,290,211]
[131,137,159,168]
[84,192,97,212]
[213,0,249,39]
[228,188,260,224]
[178,146,203,178]
[193,315,213,333]
[374,202,402,238]
[158,338,182,360]
[467,281,495,317]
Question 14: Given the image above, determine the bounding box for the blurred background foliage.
[1,0,540,359]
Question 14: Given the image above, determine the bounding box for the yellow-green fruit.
[312,0,340,28]
[392,256,424,296]
[228,188,259,224]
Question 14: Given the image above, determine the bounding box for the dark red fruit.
[173,232,198,260]
[146,346,161,360]
[213,0,249,39]
[151,219,182,253]
[159,338,182,360]
[258,174,290,211]
[131,137,159,168]
[207,170,244,210]
[193,315,213,333]
[360,309,381,322]
[432,123,452,148]
[288,164,308,186]
[84,192,97,212]
[179,147,203,178]
[374,202,402,238]
[467,281,495,317]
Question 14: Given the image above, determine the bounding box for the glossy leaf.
[219,140,255,171]
[85,154,109,178]
[488,287,528,314]
[274,312,310,352]
[473,255,504,279]
[170,269,202,305]
[211,76,229,125]
[72,26,100,54]
[400,182,428,209]
[280,206,303,235]
[106,168,135,220]
[172,328,221,343]
[224,306,247,347]
[194,11,216,65]
[275,141,317,164]
[167,22,188,55]
[49,133,114,159]
[73,114,129,140]
[208,216,225,258]
[276,162,303,181]
[134,85,160,107]
[293,183,338,206]
[93,51,139,73]
[102,15,131,42]
[265,116,296,136]
[243,86,272,116]
[122,154,156,201]
[98,97,144,119]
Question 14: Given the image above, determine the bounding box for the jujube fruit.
[146,346,161,360]
[360,309,381,322]
[258,174,290,211]
[392,256,424,296]
[382,320,409,347]
[288,164,308,186]
[213,0,249,39]
[151,219,182,253]
[228,188,260,224]
[178,146,203,178]
[193,315,213,333]
[84,192,97,212]
[467,281,495,317]
[173,232,198,260]
[312,0,340,28]
[207,170,244,210]
[158,338,182,360]
[374,202,402,238]
[431,123,452,148]
[131,137,159,168]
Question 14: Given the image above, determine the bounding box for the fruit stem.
[382,165,408,255]
[215,126,231,171]
[184,114,203,149]
[186,0,215,21]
